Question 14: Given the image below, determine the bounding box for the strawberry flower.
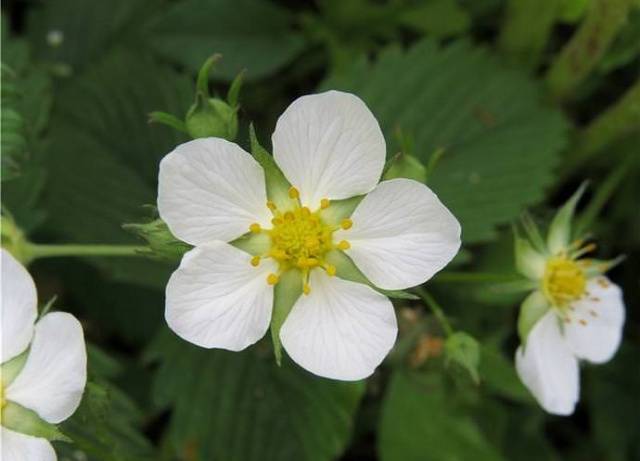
[158,91,461,380]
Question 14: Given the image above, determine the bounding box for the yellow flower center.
[542,256,586,307]
[248,187,353,295]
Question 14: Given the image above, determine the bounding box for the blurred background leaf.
[147,332,365,461]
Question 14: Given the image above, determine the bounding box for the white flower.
[158,90,461,380]
[514,192,625,415]
[1,249,87,460]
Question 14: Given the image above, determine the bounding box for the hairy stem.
[414,288,453,337]
[26,243,146,260]
[498,0,561,69]
[546,0,633,101]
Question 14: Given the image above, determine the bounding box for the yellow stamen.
[303,283,311,295]
[250,256,261,267]
[542,256,586,307]
[249,223,262,234]
[325,264,337,276]
[337,240,350,250]
[267,273,280,285]
[288,186,300,199]
[320,198,330,209]
[340,218,353,230]
[266,200,277,211]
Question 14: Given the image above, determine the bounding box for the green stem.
[546,0,633,101]
[498,0,561,69]
[433,271,521,283]
[563,78,640,175]
[575,154,634,236]
[414,288,453,337]
[26,243,146,260]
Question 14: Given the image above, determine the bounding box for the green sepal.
[583,255,626,278]
[444,331,480,384]
[230,232,270,256]
[514,236,546,280]
[147,111,187,133]
[123,218,191,262]
[517,290,550,344]
[227,69,245,108]
[1,349,28,387]
[318,195,364,226]
[249,124,292,210]
[382,152,427,183]
[195,54,221,99]
[325,250,419,300]
[547,182,588,255]
[2,401,72,442]
[270,269,303,365]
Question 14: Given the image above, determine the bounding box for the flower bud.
[123,218,191,262]
[186,96,238,140]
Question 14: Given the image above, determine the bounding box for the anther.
[337,240,350,250]
[266,200,277,211]
[272,217,283,226]
[326,264,337,276]
[301,207,311,217]
[579,319,587,326]
[267,273,280,285]
[249,223,261,233]
[320,198,330,209]
[340,218,353,230]
[288,186,300,199]
[250,256,261,267]
[303,283,311,295]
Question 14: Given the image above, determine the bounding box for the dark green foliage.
[323,40,569,243]
[147,332,364,461]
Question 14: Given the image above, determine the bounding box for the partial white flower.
[158,90,461,380]
[514,190,625,415]
[1,249,87,460]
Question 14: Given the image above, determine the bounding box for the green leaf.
[146,0,306,81]
[147,332,365,461]
[445,331,481,384]
[270,269,303,365]
[325,249,419,300]
[517,290,550,344]
[322,40,569,243]
[479,344,533,404]
[399,0,471,37]
[547,182,587,254]
[40,51,191,288]
[379,371,505,461]
[2,401,71,442]
[58,346,155,461]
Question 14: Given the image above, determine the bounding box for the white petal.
[6,312,87,424]
[335,179,461,290]
[165,242,277,351]
[515,311,579,415]
[563,278,625,363]
[280,270,397,381]
[1,249,37,362]
[272,91,385,208]
[158,138,271,245]
[1,427,56,461]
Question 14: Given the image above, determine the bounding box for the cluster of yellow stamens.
[248,186,353,295]
[542,240,601,325]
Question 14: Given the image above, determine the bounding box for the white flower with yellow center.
[1,249,87,460]
[514,190,625,415]
[158,90,461,380]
